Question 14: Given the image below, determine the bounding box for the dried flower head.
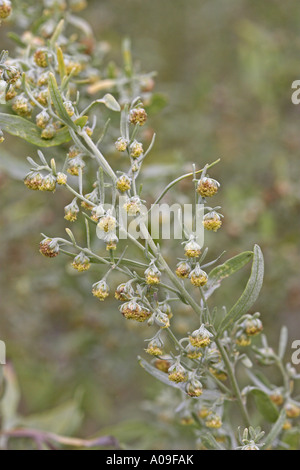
[39,238,59,258]
[120,300,151,322]
[129,107,147,126]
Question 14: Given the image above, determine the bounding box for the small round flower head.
[92,280,110,301]
[36,110,51,129]
[105,233,119,251]
[34,49,48,68]
[97,213,117,234]
[67,156,85,176]
[116,174,131,192]
[129,107,147,126]
[81,188,99,210]
[145,336,164,356]
[285,402,300,419]
[203,211,222,232]
[186,377,203,397]
[39,174,56,192]
[205,414,222,429]
[72,252,91,272]
[241,443,260,451]
[160,302,173,319]
[184,239,201,258]
[91,204,105,222]
[115,282,135,301]
[168,361,188,383]
[144,264,161,285]
[185,343,202,360]
[190,265,208,287]
[12,94,33,117]
[120,300,151,322]
[123,196,142,216]
[36,88,49,106]
[64,198,79,222]
[56,172,67,185]
[180,411,195,426]
[154,356,172,373]
[130,140,143,159]
[197,177,220,198]
[67,145,80,159]
[269,390,284,406]
[39,238,59,258]
[5,66,21,85]
[84,126,93,137]
[175,261,191,279]
[244,316,263,336]
[37,71,50,87]
[209,366,228,382]
[197,407,211,419]
[41,124,57,140]
[235,333,251,347]
[24,171,43,190]
[282,420,292,431]
[64,100,75,117]
[189,325,213,348]
[115,137,129,152]
[0,0,12,19]
[154,309,170,329]
[5,85,17,101]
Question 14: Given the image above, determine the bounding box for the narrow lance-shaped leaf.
[205,251,253,299]
[262,409,286,449]
[0,113,71,147]
[217,245,264,335]
[48,73,77,129]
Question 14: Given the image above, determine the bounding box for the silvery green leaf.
[262,409,286,449]
[217,245,264,335]
[101,94,121,112]
[278,326,288,360]
[0,113,71,147]
[205,251,253,300]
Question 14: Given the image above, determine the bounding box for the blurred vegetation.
[0,0,300,449]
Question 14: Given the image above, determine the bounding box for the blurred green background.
[1,0,300,449]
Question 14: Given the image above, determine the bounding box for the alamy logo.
[0,340,6,365]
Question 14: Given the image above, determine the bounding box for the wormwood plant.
[1,1,300,450]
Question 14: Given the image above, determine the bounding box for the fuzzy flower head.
[184,238,202,258]
[203,211,222,232]
[115,137,129,152]
[129,107,147,126]
[36,110,51,129]
[144,264,161,285]
[189,324,213,348]
[24,171,43,191]
[154,309,170,329]
[120,300,151,322]
[197,177,220,198]
[168,360,188,383]
[92,280,110,301]
[190,264,208,287]
[145,335,164,356]
[205,414,222,429]
[0,0,12,19]
[39,238,59,258]
[186,376,203,397]
[243,315,263,336]
[97,211,117,235]
[67,156,85,176]
[72,252,91,272]
[64,198,79,222]
[105,233,119,251]
[123,196,142,216]
[130,140,143,158]
[40,174,56,192]
[175,261,191,279]
[115,282,135,301]
[116,174,131,192]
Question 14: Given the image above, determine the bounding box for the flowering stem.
[215,338,251,427]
